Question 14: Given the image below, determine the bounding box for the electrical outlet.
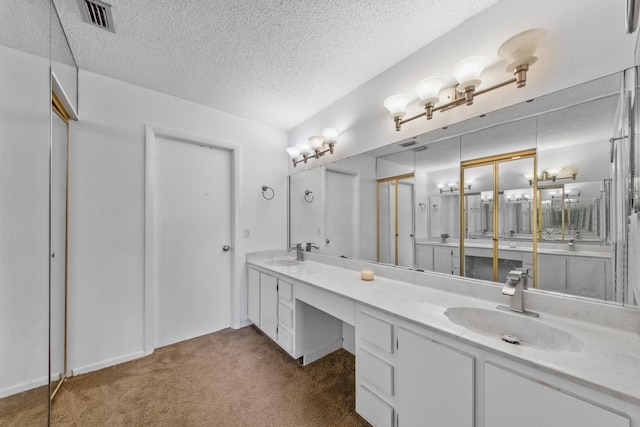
[244,227,252,238]
[316,227,321,235]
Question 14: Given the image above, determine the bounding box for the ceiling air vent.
[78,0,115,32]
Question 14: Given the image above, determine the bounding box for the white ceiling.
[50,0,499,130]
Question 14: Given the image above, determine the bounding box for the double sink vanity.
[247,250,640,427]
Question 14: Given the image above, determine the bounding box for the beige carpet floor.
[44,325,369,426]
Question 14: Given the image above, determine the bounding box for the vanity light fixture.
[383,28,546,131]
[526,167,578,185]
[287,128,339,167]
[438,181,472,194]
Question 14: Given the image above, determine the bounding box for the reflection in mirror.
[1,1,77,424]
[376,147,416,267]
[377,175,415,267]
[414,137,461,274]
[461,153,536,284]
[290,71,638,309]
[0,1,51,425]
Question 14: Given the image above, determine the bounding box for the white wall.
[288,0,636,166]
[67,70,288,374]
[0,46,50,396]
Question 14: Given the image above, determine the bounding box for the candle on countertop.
[361,269,374,281]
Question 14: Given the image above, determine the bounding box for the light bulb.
[383,94,412,118]
[452,56,486,92]
[414,77,444,105]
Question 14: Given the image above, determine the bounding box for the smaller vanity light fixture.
[419,202,427,211]
[526,167,578,185]
[383,28,546,131]
[287,128,340,167]
[481,191,494,202]
[437,181,471,194]
[504,189,532,203]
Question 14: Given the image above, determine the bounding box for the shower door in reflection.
[460,150,537,286]
[377,174,415,267]
[50,95,69,400]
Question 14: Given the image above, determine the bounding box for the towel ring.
[304,190,314,203]
[261,185,275,200]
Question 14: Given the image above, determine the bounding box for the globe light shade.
[452,56,486,92]
[498,28,546,71]
[414,77,445,105]
[297,140,313,156]
[321,128,340,144]
[286,146,301,159]
[308,135,325,150]
[383,93,412,118]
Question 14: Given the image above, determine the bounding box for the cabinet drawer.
[277,326,293,354]
[279,279,293,302]
[358,311,394,354]
[358,348,394,396]
[278,302,293,328]
[357,385,394,427]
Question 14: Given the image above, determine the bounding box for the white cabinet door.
[433,247,453,274]
[537,254,566,292]
[485,363,629,427]
[567,258,607,299]
[415,244,434,271]
[259,273,278,341]
[398,327,474,427]
[247,267,260,325]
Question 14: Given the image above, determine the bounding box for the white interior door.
[154,137,231,348]
[397,180,414,268]
[325,169,357,258]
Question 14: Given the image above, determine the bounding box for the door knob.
[222,245,231,252]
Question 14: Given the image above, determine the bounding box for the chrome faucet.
[305,242,319,252]
[497,269,539,317]
[289,243,304,261]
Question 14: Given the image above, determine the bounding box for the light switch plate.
[244,227,252,238]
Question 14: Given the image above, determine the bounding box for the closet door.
[50,106,68,398]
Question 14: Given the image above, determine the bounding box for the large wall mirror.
[289,69,639,310]
[1,1,78,425]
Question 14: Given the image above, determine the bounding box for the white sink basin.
[444,307,583,352]
[265,259,301,267]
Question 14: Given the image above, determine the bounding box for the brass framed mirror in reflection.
[289,70,639,309]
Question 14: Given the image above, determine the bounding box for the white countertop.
[247,251,640,405]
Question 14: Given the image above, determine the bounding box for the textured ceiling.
[50,0,499,130]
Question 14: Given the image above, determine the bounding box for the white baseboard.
[70,350,146,377]
[342,340,355,355]
[0,375,49,399]
[238,319,253,328]
[302,338,342,365]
